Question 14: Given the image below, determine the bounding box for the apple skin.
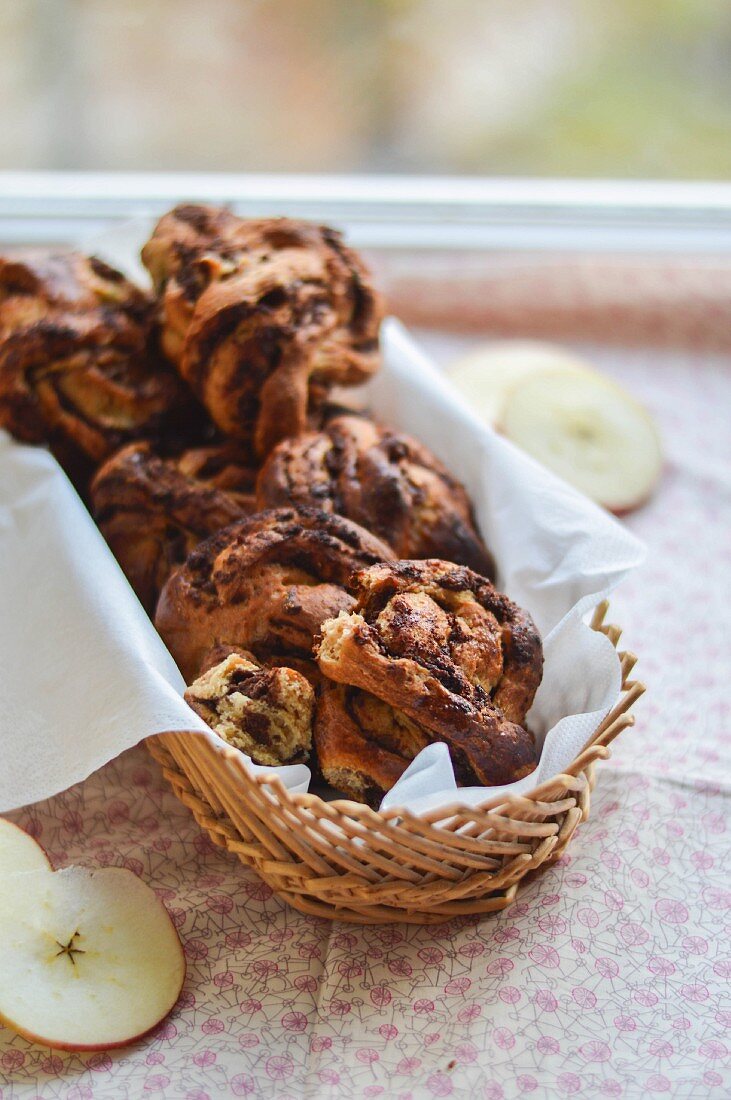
[0,867,187,1052]
[495,413,663,517]
[0,1015,166,1054]
[494,368,662,516]
[608,462,665,516]
[494,415,664,517]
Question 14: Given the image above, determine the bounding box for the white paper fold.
[0,235,645,815]
[372,323,643,813]
[0,434,313,811]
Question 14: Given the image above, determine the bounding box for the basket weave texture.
[147,602,644,925]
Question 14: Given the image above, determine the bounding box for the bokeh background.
[3,0,731,176]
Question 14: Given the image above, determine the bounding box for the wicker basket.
[147,601,643,925]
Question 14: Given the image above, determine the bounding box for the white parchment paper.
[0,225,645,815]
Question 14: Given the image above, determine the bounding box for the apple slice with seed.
[0,866,185,1050]
[0,818,51,874]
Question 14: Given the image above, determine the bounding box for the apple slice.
[449,340,662,513]
[0,866,185,1050]
[498,366,663,514]
[0,818,51,874]
[449,341,592,425]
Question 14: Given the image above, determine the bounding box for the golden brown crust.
[0,250,150,322]
[185,652,315,767]
[0,250,188,464]
[141,205,383,456]
[197,643,323,691]
[91,441,255,613]
[257,414,495,577]
[140,204,247,365]
[173,439,257,511]
[314,684,417,807]
[155,505,395,683]
[198,643,257,675]
[316,559,542,790]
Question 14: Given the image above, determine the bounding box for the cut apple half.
[0,866,185,1051]
[498,367,663,514]
[0,817,51,875]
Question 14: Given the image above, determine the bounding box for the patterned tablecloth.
[2,337,729,1100]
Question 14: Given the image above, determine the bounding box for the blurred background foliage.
[2,0,731,176]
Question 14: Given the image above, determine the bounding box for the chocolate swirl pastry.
[141,204,246,365]
[155,506,395,682]
[257,414,495,577]
[0,250,186,464]
[315,560,543,801]
[0,250,149,327]
[185,652,314,767]
[91,441,255,614]
[315,684,432,807]
[173,439,258,510]
[141,205,383,456]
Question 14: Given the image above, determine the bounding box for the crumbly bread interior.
[185,653,315,767]
[317,610,364,666]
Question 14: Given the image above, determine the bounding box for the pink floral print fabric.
[2,340,729,1098]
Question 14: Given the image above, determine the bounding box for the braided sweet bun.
[316,560,542,796]
[91,441,255,614]
[185,652,315,768]
[141,204,246,365]
[0,250,186,463]
[315,684,431,807]
[155,506,395,682]
[257,414,495,577]
[141,205,383,456]
[173,440,258,511]
[0,250,150,325]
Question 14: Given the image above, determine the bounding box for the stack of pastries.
[0,205,543,806]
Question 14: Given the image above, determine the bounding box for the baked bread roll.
[315,684,431,807]
[0,250,149,331]
[257,414,494,576]
[174,440,258,509]
[91,441,255,613]
[140,204,245,365]
[155,506,395,682]
[185,652,314,767]
[141,205,382,456]
[0,250,186,464]
[315,559,542,801]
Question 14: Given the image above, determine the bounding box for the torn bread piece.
[185,652,315,767]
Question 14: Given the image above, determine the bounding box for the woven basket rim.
[156,599,644,830]
[146,598,644,921]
